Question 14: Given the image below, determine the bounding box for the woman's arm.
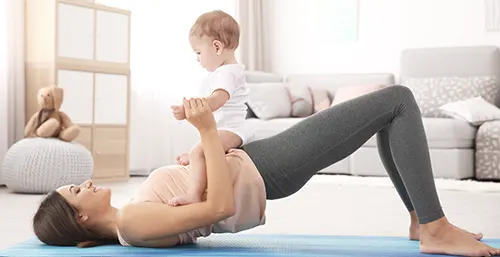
[117,98,236,245]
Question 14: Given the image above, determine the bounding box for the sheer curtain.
[235,0,267,71]
[0,0,25,184]
[95,0,237,175]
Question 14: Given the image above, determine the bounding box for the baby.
[168,10,253,206]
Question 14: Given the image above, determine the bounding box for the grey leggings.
[241,85,444,224]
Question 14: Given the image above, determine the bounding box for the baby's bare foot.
[176,153,190,166]
[420,221,499,256]
[168,194,200,207]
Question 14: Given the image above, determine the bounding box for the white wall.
[95,0,236,174]
[264,0,500,77]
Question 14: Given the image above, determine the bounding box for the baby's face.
[190,36,224,72]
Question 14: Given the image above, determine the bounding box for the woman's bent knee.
[388,85,414,99]
[387,85,418,105]
[387,85,421,115]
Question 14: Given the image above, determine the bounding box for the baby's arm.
[206,69,238,112]
[206,90,230,112]
[172,90,228,118]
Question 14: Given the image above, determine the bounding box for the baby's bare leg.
[218,130,243,152]
[168,131,242,206]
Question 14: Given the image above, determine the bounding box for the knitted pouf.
[1,138,94,193]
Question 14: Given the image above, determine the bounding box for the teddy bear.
[24,85,80,142]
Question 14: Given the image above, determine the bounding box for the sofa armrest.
[475,120,500,180]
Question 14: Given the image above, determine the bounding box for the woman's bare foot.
[409,211,420,241]
[176,153,190,166]
[419,217,500,256]
[408,211,483,241]
[410,223,483,241]
[409,223,420,241]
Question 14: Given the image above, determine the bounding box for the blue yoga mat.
[1,234,499,257]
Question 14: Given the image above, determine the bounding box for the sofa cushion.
[285,73,395,98]
[363,118,477,149]
[439,96,500,126]
[286,86,310,117]
[247,117,476,149]
[402,76,498,118]
[246,118,305,140]
[331,84,387,106]
[400,45,500,107]
[245,71,283,83]
[246,82,292,120]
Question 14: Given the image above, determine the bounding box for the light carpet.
[311,174,500,193]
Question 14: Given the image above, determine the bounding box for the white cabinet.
[57,71,128,125]
[57,3,95,60]
[57,3,129,64]
[26,0,131,181]
[57,70,94,125]
[95,10,129,64]
[94,73,128,125]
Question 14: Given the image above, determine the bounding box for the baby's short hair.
[190,10,240,50]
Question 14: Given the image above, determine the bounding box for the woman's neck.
[89,207,119,240]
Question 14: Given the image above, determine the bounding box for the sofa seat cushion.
[246,118,305,140]
[364,118,477,149]
[247,117,476,149]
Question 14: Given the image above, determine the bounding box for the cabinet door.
[73,126,92,151]
[57,70,94,125]
[93,127,127,179]
[57,3,95,60]
[94,73,128,125]
[95,10,129,64]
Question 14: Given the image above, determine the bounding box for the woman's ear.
[77,213,88,223]
[212,40,223,55]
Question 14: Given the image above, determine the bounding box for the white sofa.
[241,46,500,181]
[169,46,500,181]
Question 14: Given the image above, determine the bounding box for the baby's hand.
[171,105,186,120]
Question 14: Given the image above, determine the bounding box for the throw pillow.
[246,82,292,120]
[402,76,498,118]
[286,85,314,117]
[245,103,257,119]
[439,96,500,126]
[309,87,331,112]
[331,84,387,106]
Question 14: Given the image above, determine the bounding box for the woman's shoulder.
[116,227,131,246]
[116,224,181,248]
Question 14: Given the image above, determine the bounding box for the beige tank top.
[117,149,267,246]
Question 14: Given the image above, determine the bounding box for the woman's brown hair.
[32,190,118,248]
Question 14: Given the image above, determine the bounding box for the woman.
[33,86,499,256]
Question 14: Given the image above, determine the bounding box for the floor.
[1,175,499,250]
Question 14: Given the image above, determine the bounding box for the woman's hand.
[183,97,216,133]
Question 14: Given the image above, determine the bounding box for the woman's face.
[57,180,112,223]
